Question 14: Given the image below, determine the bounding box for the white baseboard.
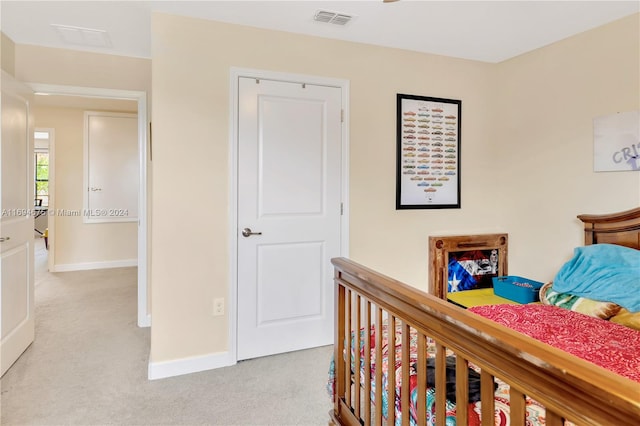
[52,259,138,272]
[138,313,151,328]
[148,351,236,380]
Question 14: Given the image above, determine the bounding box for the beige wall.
[150,13,496,362]
[1,32,16,76]
[34,105,138,267]
[15,44,150,93]
[494,13,640,278]
[150,12,639,365]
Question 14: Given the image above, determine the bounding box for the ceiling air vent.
[51,24,112,48]
[314,10,353,26]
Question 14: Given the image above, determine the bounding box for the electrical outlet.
[213,298,224,316]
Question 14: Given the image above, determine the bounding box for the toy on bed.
[329,207,640,426]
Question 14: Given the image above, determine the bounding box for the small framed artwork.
[396,93,461,209]
[593,110,640,172]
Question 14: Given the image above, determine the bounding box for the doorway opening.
[33,128,53,274]
[30,83,149,327]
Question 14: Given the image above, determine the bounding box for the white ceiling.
[1,1,639,63]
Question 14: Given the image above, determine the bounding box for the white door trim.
[28,83,150,328]
[228,67,350,363]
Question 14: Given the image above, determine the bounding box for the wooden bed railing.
[329,257,640,426]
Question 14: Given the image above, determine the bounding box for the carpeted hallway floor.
[1,237,333,425]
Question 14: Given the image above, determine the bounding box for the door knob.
[242,228,262,237]
[0,237,10,242]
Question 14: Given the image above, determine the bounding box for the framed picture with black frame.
[396,93,461,209]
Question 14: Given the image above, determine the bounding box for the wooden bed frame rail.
[329,257,640,426]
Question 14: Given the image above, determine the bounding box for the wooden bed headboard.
[578,206,640,249]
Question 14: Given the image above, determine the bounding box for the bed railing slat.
[345,289,352,410]
[480,370,495,426]
[545,409,564,426]
[509,387,526,426]
[401,323,410,426]
[435,343,447,426]
[455,356,469,426]
[375,306,384,426]
[417,334,427,426]
[335,281,346,412]
[354,294,362,419]
[364,301,372,425]
[387,315,396,426]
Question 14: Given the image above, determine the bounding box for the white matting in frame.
[593,110,640,172]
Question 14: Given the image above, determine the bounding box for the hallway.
[1,237,333,425]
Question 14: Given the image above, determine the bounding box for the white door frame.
[228,67,350,363]
[28,83,150,327]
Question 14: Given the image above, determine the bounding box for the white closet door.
[84,111,138,223]
[236,77,343,360]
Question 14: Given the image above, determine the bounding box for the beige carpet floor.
[1,237,333,425]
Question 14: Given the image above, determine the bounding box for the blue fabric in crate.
[553,244,640,312]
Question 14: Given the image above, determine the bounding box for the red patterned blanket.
[469,304,640,382]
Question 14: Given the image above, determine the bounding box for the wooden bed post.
[332,268,345,421]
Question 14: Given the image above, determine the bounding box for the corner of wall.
[1,32,16,76]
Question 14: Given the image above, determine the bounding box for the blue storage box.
[492,276,544,304]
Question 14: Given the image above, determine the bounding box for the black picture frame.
[396,93,461,209]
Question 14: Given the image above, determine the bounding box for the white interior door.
[237,77,342,360]
[84,111,138,223]
[1,72,35,376]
